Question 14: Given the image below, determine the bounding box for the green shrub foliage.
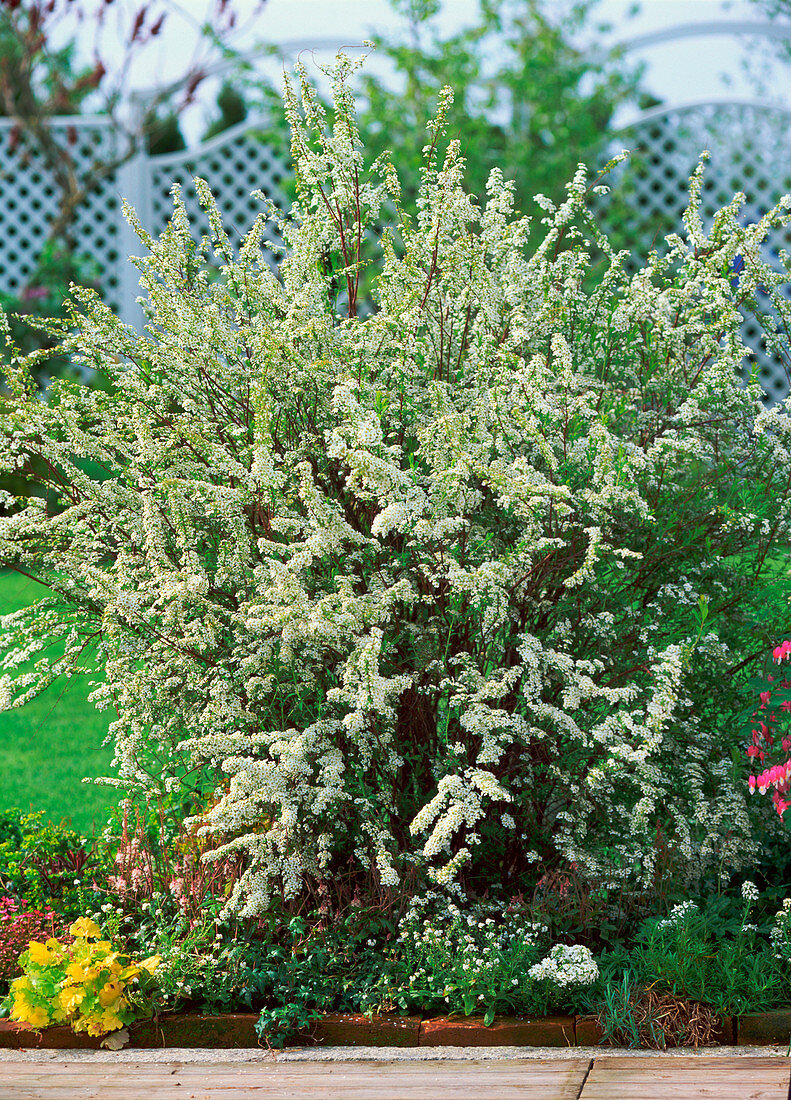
[1,56,791,914]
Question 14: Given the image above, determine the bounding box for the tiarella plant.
[1,54,791,916]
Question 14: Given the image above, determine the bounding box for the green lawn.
[0,570,117,835]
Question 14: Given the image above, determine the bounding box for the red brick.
[130,1013,260,1048]
[0,1021,103,1050]
[736,1010,791,1046]
[0,1014,261,1051]
[574,1014,605,1046]
[712,1016,735,1045]
[419,1015,575,1047]
[302,1013,421,1047]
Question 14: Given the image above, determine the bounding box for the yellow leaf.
[139,955,161,974]
[26,1006,51,1030]
[98,981,123,1008]
[99,1010,124,1033]
[27,941,52,966]
[59,988,83,1013]
[69,918,102,939]
[64,962,86,984]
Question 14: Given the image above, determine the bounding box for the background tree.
[0,0,266,252]
[355,0,643,217]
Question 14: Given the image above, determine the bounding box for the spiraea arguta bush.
[2,54,791,913]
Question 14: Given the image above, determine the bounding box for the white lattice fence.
[601,100,791,404]
[0,115,290,329]
[148,121,289,250]
[119,118,291,327]
[0,116,123,311]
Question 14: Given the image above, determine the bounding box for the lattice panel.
[0,119,122,311]
[148,123,290,269]
[600,103,791,404]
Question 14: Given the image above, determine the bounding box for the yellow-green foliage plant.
[1,54,791,916]
[9,918,159,1035]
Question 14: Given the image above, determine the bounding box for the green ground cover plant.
[0,791,790,1047]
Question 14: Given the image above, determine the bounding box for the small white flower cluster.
[527,944,599,988]
[770,898,791,960]
[392,892,550,1003]
[656,901,698,931]
[741,881,760,903]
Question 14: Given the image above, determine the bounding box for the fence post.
[116,95,152,330]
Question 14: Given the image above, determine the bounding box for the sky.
[68,0,791,139]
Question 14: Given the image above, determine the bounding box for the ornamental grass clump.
[1,54,791,915]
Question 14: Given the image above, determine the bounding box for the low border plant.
[7,917,159,1036]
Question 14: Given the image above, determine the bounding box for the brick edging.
[0,1009,788,1049]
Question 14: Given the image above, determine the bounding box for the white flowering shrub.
[2,55,791,914]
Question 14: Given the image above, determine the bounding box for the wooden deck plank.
[0,1058,590,1099]
[581,1055,791,1099]
[2,1054,789,1100]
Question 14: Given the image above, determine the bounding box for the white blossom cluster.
[1,54,791,913]
[741,881,760,903]
[527,944,599,988]
[770,898,791,960]
[655,901,698,930]
[389,891,549,1004]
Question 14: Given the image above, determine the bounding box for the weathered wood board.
[0,1057,592,1099]
[581,1055,791,1099]
[1,1053,789,1099]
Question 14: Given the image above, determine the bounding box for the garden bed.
[2,1010,790,1050]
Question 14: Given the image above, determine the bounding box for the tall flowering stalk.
[1,55,791,913]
